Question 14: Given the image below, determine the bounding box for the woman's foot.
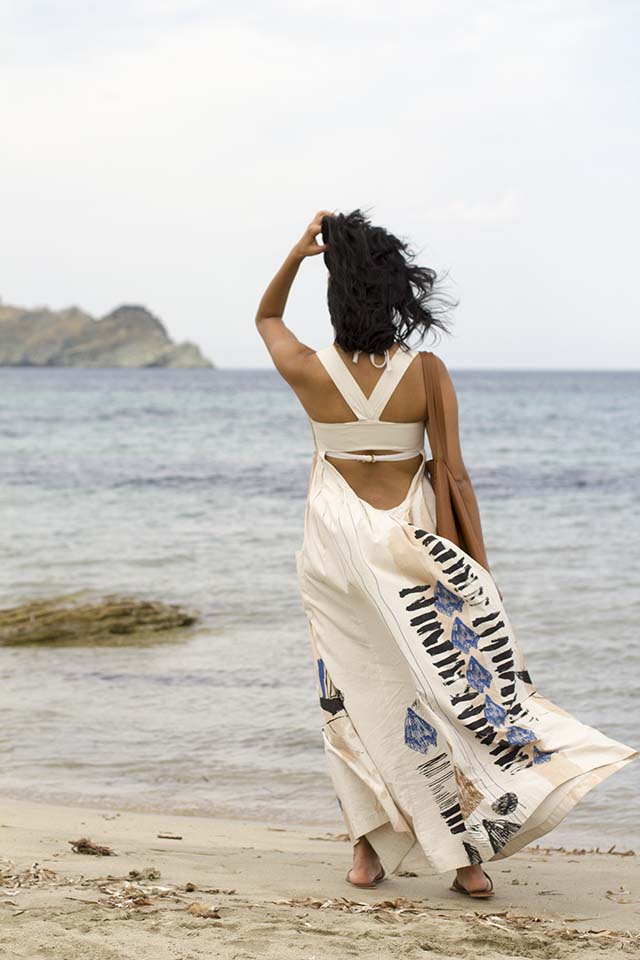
[346,836,384,886]
[451,864,494,896]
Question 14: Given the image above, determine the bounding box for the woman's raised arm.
[254,210,332,384]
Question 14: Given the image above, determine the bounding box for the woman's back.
[291,343,428,511]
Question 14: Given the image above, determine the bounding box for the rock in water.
[0,301,212,367]
[0,594,199,646]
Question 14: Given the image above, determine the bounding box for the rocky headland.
[0,301,212,367]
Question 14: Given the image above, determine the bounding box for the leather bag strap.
[419,351,489,571]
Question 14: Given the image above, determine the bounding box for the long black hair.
[321,208,457,354]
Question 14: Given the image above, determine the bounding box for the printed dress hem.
[490,750,638,863]
[359,748,638,876]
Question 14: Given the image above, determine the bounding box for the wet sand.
[0,796,638,959]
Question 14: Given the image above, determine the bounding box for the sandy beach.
[0,797,638,959]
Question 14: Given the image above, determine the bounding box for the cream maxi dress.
[295,343,637,875]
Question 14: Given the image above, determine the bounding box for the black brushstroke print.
[398,532,544,771]
[412,530,487,607]
[416,752,467,836]
[463,841,484,865]
[317,657,345,719]
[491,792,519,815]
[482,817,521,854]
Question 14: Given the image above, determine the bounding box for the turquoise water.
[0,367,638,848]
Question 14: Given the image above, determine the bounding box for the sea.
[1,366,638,850]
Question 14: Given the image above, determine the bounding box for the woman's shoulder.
[416,349,449,373]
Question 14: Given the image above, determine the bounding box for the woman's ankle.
[353,836,378,862]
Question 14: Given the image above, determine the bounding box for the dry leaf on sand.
[69,837,114,856]
[186,902,221,919]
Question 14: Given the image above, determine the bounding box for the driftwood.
[0,593,198,646]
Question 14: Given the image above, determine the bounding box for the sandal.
[449,870,494,898]
[345,865,386,888]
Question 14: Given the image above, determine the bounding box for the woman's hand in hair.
[291,210,334,260]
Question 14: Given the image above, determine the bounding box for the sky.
[1,0,638,369]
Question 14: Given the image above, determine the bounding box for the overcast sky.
[1,1,638,368]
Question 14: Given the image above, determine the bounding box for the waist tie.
[323,449,424,463]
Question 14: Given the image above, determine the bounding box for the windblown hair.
[321,208,457,354]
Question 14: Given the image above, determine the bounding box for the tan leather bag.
[419,351,488,570]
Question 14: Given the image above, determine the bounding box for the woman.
[254,208,637,898]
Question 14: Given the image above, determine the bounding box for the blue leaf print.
[466,656,492,693]
[507,725,537,746]
[451,617,480,653]
[484,694,507,727]
[404,707,438,754]
[317,658,327,699]
[434,581,464,616]
[533,745,556,764]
